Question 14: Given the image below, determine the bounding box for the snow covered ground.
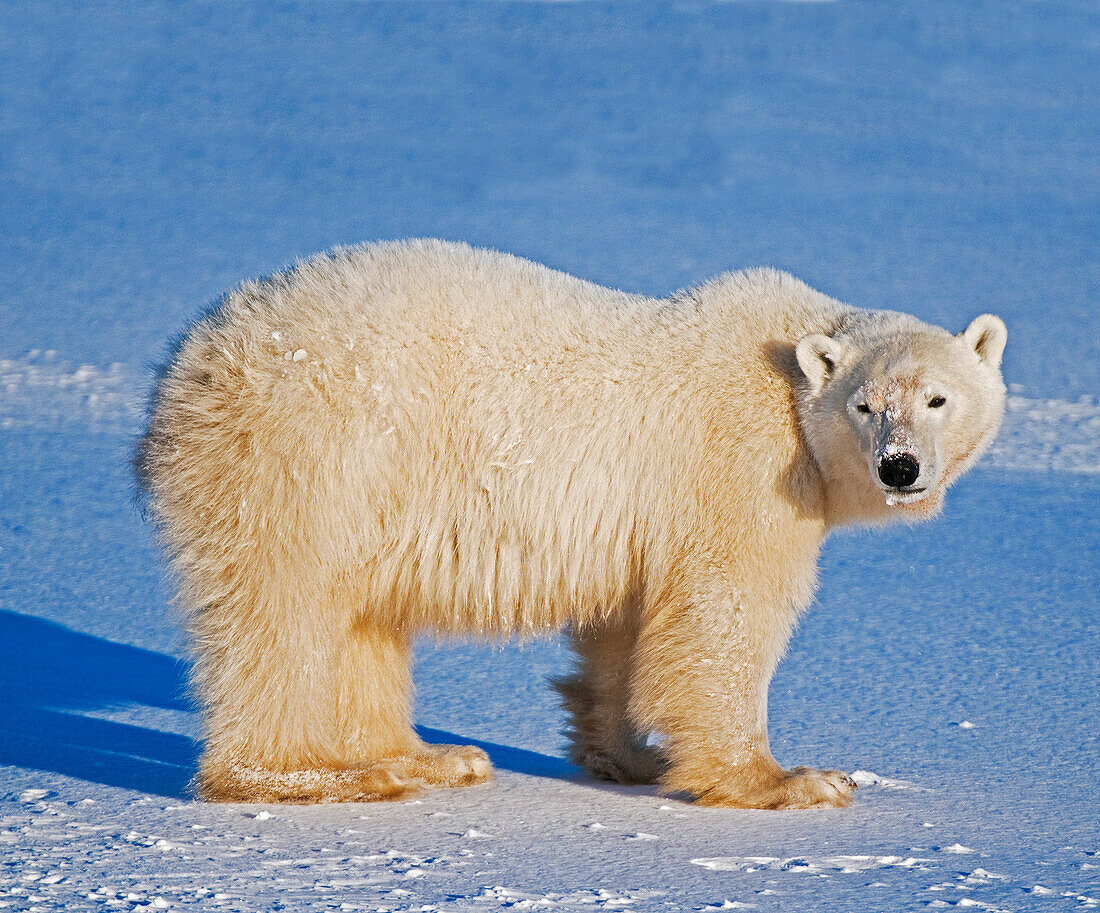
[0,3,1097,911]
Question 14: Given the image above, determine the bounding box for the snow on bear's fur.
[137,240,1007,808]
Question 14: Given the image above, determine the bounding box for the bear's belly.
[352,481,643,637]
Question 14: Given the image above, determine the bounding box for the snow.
[847,771,922,791]
[691,856,931,874]
[1,2,1097,912]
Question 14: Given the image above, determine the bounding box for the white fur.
[138,240,1007,807]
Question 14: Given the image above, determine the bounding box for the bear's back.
[218,240,652,363]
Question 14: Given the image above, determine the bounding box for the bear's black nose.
[877,453,920,489]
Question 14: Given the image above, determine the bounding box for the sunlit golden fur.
[138,240,1006,807]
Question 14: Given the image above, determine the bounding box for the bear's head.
[794,311,1007,524]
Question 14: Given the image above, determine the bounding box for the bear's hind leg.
[194,587,423,803]
[333,621,493,790]
[554,607,668,785]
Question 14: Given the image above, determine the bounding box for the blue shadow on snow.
[0,610,575,798]
[417,726,577,781]
[0,610,198,799]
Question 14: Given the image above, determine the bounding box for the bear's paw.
[198,760,423,804]
[394,744,494,788]
[690,765,857,810]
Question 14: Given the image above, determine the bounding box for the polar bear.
[137,240,1007,808]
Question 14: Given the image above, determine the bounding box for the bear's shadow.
[0,610,575,800]
[0,610,198,799]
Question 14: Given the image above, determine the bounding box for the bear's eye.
[927,395,947,408]
[856,403,872,414]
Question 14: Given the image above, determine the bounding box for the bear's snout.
[877,452,920,489]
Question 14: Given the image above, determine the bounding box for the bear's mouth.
[883,486,928,506]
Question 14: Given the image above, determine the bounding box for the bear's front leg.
[554,605,668,785]
[629,573,855,809]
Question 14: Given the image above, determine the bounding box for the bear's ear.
[795,333,848,394]
[960,314,1007,367]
